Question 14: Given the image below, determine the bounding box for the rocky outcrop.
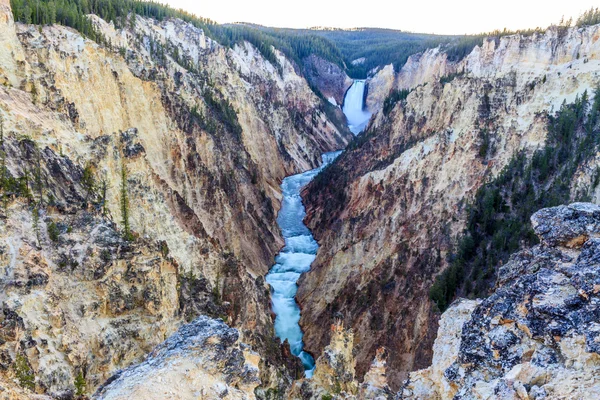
[529,202,600,248]
[94,316,260,400]
[302,55,353,107]
[0,1,350,396]
[300,23,600,390]
[399,299,481,400]
[400,203,600,399]
[364,64,395,114]
[94,318,392,400]
[288,321,391,400]
[358,348,393,400]
[395,48,457,91]
[303,322,358,398]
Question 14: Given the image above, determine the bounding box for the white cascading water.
[342,79,372,135]
[265,151,341,377]
[265,79,368,378]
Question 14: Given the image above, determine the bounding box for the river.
[265,80,369,377]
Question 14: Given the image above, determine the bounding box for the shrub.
[478,129,491,158]
[47,221,60,242]
[100,249,112,264]
[159,241,169,258]
[14,354,34,390]
[74,371,86,396]
[439,71,464,85]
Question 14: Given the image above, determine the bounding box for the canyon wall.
[0,2,350,397]
[302,54,353,107]
[300,24,600,389]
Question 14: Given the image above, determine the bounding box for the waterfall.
[342,80,372,135]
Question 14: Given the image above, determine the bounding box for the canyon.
[0,0,599,399]
[265,76,370,380]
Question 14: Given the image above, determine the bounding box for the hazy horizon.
[162,0,599,35]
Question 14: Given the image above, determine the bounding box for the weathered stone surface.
[289,322,358,399]
[119,128,145,159]
[358,347,393,400]
[94,316,260,400]
[365,64,395,114]
[288,321,393,400]
[531,202,600,248]
[400,203,600,400]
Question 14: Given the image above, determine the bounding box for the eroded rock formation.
[95,316,260,400]
[288,321,392,400]
[401,203,600,399]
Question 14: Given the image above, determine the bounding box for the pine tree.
[81,162,96,205]
[0,115,8,216]
[212,269,221,304]
[120,158,132,241]
[128,11,136,29]
[100,176,109,217]
[32,201,40,247]
[30,82,38,104]
[74,371,86,396]
[33,145,43,206]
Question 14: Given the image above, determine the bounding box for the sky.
[162,0,599,35]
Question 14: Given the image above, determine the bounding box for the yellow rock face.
[0,1,349,397]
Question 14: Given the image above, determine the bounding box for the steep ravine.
[299,23,600,390]
[265,78,370,378]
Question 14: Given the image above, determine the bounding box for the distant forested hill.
[9,0,481,78]
[251,27,459,78]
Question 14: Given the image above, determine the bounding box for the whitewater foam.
[266,150,342,377]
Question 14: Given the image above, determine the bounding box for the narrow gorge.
[266,78,369,377]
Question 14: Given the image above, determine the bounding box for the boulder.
[531,203,600,248]
[94,317,260,400]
